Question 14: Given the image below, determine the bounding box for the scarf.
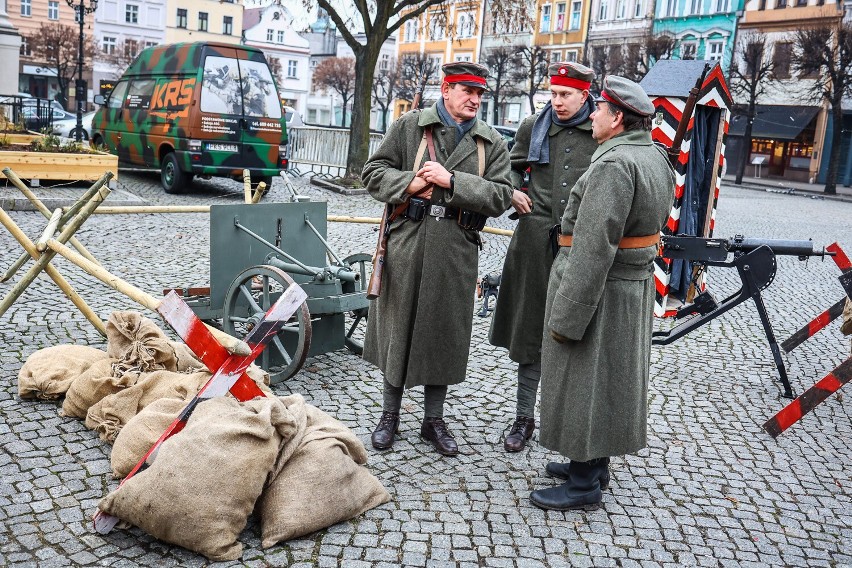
[527,98,594,164]
[437,99,477,143]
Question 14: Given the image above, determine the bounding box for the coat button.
[561,182,567,187]
[565,148,571,153]
[560,199,566,204]
[441,129,447,134]
[564,165,569,170]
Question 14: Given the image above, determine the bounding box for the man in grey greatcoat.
[361,62,513,457]
[489,62,598,453]
[531,76,675,510]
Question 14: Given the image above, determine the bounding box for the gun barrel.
[732,238,817,257]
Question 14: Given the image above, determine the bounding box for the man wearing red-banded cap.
[531,75,675,511]
[489,62,598,453]
[362,61,512,457]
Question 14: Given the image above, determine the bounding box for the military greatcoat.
[361,105,513,389]
[489,111,597,364]
[540,129,675,461]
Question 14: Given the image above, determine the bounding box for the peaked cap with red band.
[594,75,655,117]
[548,61,594,91]
[442,61,489,88]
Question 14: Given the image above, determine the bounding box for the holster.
[549,225,561,259]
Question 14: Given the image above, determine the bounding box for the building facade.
[165,0,242,45]
[652,0,743,73]
[586,0,657,84]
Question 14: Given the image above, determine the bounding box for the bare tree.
[26,24,95,109]
[793,22,852,194]
[267,56,284,86]
[643,33,675,72]
[97,39,141,80]
[397,52,440,109]
[729,33,776,185]
[313,56,356,127]
[305,0,530,177]
[510,45,548,115]
[372,60,401,132]
[481,46,519,124]
[588,45,627,90]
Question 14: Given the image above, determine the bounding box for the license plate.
[207,143,238,152]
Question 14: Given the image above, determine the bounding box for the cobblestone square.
[0,173,850,567]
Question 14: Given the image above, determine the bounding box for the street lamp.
[65,0,97,143]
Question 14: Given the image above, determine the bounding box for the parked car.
[492,125,517,151]
[52,111,96,140]
[284,105,303,128]
[19,106,75,131]
[91,41,288,194]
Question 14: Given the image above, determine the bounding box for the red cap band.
[444,73,487,86]
[550,76,591,90]
[601,90,620,106]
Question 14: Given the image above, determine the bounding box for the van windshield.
[200,55,282,119]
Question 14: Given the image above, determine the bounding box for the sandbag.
[98,396,298,561]
[111,397,187,478]
[106,311,180,375]
[85,370,210,442]
[61,359,129,419]
[170,341,204,372]
[259,402,391,547]
[842,298,852,336]
[18,345,109,400]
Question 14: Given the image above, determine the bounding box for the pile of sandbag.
[17,311,390,560]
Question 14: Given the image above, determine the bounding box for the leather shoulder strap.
[477,138,485,177]
[425,126,437,161]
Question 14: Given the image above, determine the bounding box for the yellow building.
[165,0,243,45]
[532,0,590,63]
[395,1,483,117]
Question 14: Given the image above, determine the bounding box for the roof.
[640,60,714,97]
[243,8,263,30]
[728,105,821,141]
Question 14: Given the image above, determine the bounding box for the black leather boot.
[420,417,459,456]
[504,416,535,452]
[545,457,610,490]
[530,458,608,511]
[371,411,400,450]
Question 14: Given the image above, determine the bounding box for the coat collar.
[548,117,592,136]
[590,129,653,163]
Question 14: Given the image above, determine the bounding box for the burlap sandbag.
[842,298,852,336]
[110,397,187,478]
[85,370,210,442]
[170,341,204,372]
[61,358,129,419]
[18,345,109,400]
[259,402,391,547]
[98,396,298,561]
[106,311,180,375]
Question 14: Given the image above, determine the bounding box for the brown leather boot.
[371,411,400,450]
[504,416,535,452]
[420,417,458,456]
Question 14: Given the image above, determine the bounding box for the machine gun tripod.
[652,235,836,398]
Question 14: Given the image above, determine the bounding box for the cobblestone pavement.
[1,173,850,567]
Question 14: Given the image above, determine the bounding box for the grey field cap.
[547,61,595,89]
[594,75,655,117]
[441,61,489,88]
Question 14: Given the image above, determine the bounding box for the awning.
[728,105,820,141]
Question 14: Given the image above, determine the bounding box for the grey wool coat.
[361,104,513,389]
[489,111,597,364]
[540,129,675,462]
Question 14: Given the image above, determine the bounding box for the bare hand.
[406,175,433,200]
[416,161,452,189]
[549,329,569,344]
[511,190,532,215]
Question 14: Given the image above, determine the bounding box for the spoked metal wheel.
[223,265,312,383]
[342,253,371,355]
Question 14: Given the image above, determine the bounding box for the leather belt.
[429,204,458,219]
[558,233,660,249]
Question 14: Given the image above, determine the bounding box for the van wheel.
[161,153,186,194]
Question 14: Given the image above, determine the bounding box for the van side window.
[126,79,156,110]
[107,81,129,109]
[239,59,281,119]
[201,55,242,115]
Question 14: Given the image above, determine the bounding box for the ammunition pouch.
[457,210,488,231]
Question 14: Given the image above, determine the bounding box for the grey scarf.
[437,99,477,143]
[527,98,594,164]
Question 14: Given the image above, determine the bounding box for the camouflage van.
[91,42,287,193]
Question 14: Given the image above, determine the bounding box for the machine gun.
[477,273,501,317]
[652,235,836,398]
